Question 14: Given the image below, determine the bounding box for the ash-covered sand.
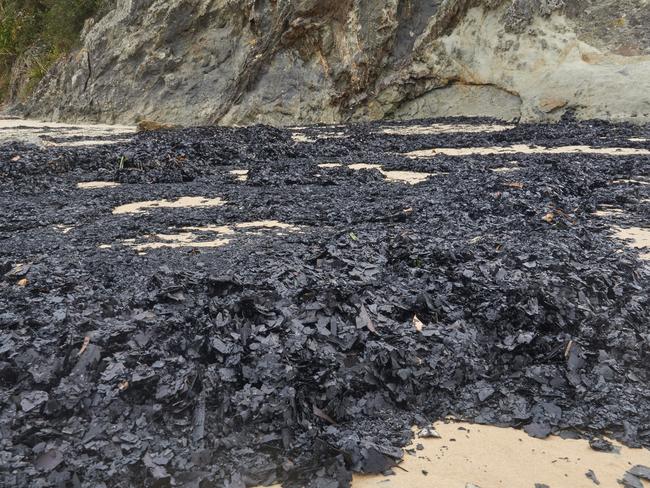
[1,116,650,487]
[0,118,134,147]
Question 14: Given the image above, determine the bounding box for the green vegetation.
[0,0,106,101]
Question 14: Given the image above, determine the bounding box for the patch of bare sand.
[319,162,517,178]
[592,205,625,217]
[263,422,650,488]
[612,178,650,186]
[355,422,650,488]
[592,210,649,260]
[614,226,650,260]
[380,123,514,135]
[119,220,300,251]
[406,145,650,158]
[77,181,122,190]
[348,163,433,185]
[130,233,232,251]
[53,224,74,234]
[0,119,133,132]
[230,170,249,181]
[491,165,521,173]
[319,163,434,185]
[292,132,347,143]
[112,196,226,215]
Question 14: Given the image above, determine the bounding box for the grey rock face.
[393,84,522,121]
[23,0,650,125]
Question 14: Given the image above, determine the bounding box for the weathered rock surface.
[20,0,650,125]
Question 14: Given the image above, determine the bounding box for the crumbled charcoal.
[19,390,49,412]
[524,423,552,439]
[586,469,600,485]
[620,473,644,488]
[534,485,550,488]
[628,466,650,480]
[478,385,495,402]
[1,117,650,487]
[418,426,442,439]
[557,430,581,440]
[589,438,617,453]
[4,263,30,278]
[34,448,64,472]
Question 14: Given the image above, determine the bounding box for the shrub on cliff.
[0,0,106,102]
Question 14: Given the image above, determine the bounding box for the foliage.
[0,0,105,101]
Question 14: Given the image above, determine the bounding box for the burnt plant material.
[1,117,649,487]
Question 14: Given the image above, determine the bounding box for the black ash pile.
[1,117,650,487]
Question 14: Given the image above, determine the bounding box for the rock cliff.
[20,0,650,125]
